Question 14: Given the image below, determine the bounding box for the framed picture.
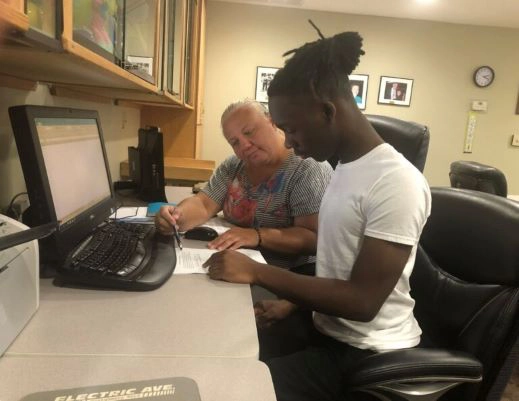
[255,66,279,103]
[378,76,414,106]
[349,74,369,110]
[126,55,154,76]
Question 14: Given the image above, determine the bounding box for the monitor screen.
[36,117,111,224]
[9,106,116,265]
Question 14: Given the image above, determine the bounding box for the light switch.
[471,100,488,112]
[512,133,519,147]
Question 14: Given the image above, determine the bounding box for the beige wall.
[202,1,519,194]
[0,85,140,209]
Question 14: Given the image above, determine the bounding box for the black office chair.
[449,160,508,197]
[345,187,519,401]
[328,115,430,172]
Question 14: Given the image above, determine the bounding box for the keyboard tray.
[55,231,176,291]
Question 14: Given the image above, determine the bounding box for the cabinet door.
[124,0,161,85]
[72,0,125,63]
[183,0,198,106]
[163,0,184,100]
[26,0,58,38]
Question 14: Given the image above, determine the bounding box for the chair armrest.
[345,348,482,387]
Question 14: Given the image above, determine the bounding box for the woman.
[203,24,431,401]
[155,99,332,270]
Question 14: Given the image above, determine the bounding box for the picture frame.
[349,74,369,110]
[126,55,154,76]
[378,76,414,106]
[255,66,279,104]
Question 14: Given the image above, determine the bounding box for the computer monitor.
[9,105,116,267]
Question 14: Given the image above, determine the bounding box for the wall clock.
[473,66,495,88]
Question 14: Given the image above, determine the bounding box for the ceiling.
[209,0,519,29]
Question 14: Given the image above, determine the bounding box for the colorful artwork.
[73,0,122,55]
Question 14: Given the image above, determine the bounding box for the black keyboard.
[57,221,176,291]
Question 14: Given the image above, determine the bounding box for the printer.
[0,214,39,355]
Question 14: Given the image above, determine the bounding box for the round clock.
[473,66,495,87]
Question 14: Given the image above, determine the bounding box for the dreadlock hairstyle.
[268,20,365,101]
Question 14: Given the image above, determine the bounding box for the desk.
[0,355,276,401]
[5,275,259,358]
[2,185,276,400]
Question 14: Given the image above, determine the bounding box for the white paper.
[110,207,153,223]
[174,247,266,275]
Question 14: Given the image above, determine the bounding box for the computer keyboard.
[57,221,176,290]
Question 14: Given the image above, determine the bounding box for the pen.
[173,225,183,251]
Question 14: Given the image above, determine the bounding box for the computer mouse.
[184,226,219,241]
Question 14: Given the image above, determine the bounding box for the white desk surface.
[2,185,271,399]
[508,194,519,202]
[0,355,276,401]
[6,274,259,358]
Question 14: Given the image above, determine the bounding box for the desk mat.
[21,377,201,401]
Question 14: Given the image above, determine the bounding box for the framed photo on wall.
[255,66,279,103]
[378,76,414,106]
[349,74,369,110]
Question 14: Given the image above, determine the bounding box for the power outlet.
[512,133,519,147]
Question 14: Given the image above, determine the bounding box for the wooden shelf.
[0,45,155,89]
[120,157,215,182]
[53,84,186,107]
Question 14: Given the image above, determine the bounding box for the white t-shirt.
[313,143,431,352]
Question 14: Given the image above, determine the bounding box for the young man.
[203,28,431,401]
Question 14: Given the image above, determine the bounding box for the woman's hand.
[254,299,298,328]
[155,205,182,235]
[207,227,259,250]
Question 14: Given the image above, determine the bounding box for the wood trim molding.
[0,73,37,91]
[49,85,113,104]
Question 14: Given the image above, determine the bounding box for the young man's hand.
[254,299,298,328]
[203,250,260,284]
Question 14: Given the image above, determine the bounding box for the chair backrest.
[328,115,430,171]
[449,160,508,197]
[411,187,519,400]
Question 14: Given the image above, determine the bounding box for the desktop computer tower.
[128,126,167,203]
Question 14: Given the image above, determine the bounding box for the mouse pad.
[21,377,201,401]
[146,202,177,217]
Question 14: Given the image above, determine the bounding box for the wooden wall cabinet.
[0,0,213,183]
[138,0,213,183]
